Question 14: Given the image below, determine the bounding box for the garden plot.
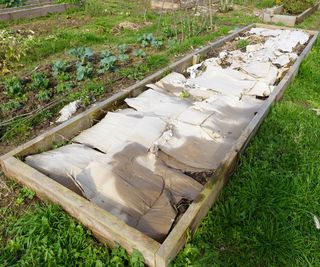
[263,2,320,26]
[24,27,310,239]
[1,24,317,267]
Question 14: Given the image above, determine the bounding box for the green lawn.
[1,2,320,267]
[174,35,320,267]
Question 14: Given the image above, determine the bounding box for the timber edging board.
[0,24,318,267]
[263,2,320,26]
[0,3,78,21]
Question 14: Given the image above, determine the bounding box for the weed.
[4,76,24,98]
[3,0,25,7]
[29,73,50,91]
[55,82,74,93]
[237,38,250,50]
[36,89,52,102]
[180,90,190,99]
[0,99,23,114]
[56,72,71,82]
[15,187,35,206]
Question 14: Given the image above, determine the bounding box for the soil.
[9,15,92,36]
[112,21,152,34]
[0,46,145,134]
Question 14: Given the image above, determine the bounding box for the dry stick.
[192,0,200,37]
[209,0,213,30]
[156,0,166,36]
[170,0,178,39]
[0,97,64,127]
[179,9,184,41]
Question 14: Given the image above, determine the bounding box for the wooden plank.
[296,2,320,24]
[0,157,160,267]
[255,23,318,35]
[0,3,75,21]
[262,2,320,26]
[155,26,319,267]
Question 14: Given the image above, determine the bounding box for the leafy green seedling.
[98,55,117,74]
[237,39,250,50]
[15,187,35,205]
[168,38,178,49]
[4,76,24,98]
[76,63,93,81]
[100,50,113,59]
[180,90,190,99]
[29,72,50,90]
[56,82,74,93]
[151,39,163,49]
[138,33,155,47]
[118,44,129,54]
[69,47,93,63]
[36,89,52,102]
[52,60,70,76]
[133,49,146,58]
[118,54,129,62]
[56,72,71,82]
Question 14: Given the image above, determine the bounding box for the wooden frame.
[1,24,318,267]
[0,2,79,21]
[263,2,320,26]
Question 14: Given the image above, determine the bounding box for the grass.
[173,30,320,267]
[0,1,320,266]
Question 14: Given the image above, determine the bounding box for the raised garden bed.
[263,2,320,26]
[150,0,219,10]
[0,1,80,21]
[0,24,318,267]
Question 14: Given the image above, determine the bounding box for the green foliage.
[138,33,162,49]
[69,47,93,63]
[118,44,129,54]
[0,29,34,74]
[255,0,276,9]
[133,49,146,58]
[98,52,117,74]
[282,0,316,14]
[52,60,70,77]
[29,72,50,90]
[0,99,23,114]
[76,62,93,81]
[56,72,71,82]
[36,89,52,102]
[4,76,24,98]
[118,53,129,62]
[15,187,35,206]
[85,0,108,16]
[237,38,250,50]
[3,0,25,8]
[55,81,74,93]
[67,80,105,105]
[0,204,144,266]
[179,90,190,99]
